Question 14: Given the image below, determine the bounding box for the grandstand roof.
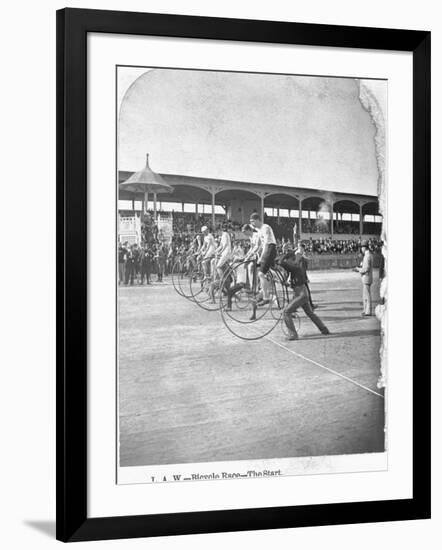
[118,171,379,214]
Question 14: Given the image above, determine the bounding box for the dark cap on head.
[361,240,369,248]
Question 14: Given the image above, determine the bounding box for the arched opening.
[301,196,332,235]
[213,188,261,228]
[333,199,361,236]
[361,201,382,236]
[160,184,216,233]
[262,193,300,241]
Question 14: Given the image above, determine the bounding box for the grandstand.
[118,168,382,242]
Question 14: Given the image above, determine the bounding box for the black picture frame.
[56,7,431,542]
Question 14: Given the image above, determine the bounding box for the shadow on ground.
[301,328,380,340]
[319,315,371,321]
[24,520,56,538]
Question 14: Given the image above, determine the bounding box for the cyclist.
[214,222,232,280]
[198,225,216,280]
[249,213,277,305]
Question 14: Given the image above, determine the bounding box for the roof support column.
[359,204,363,237]
[298,198,303,242]
[330,201,334,237]
[211,191,216,229]
[261,195,264,221]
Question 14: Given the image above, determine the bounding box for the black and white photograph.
[0,0,436,545]
[117,67,387,483]
[0,0,437,544]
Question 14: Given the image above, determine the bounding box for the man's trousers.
[284,284,328,337]
[362,283,372,315]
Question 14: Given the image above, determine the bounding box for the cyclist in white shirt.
[215,222,232,280]
[242,223,261,291]
[186,232,202,272]
[249,213,277,304]
[198,225,216,279]
[192,233,203,254]
[244,225,261,260]
[224,228,251,311]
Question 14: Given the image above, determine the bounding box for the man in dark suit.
[140,245,152,285]
[278,252,330,341]
[296,242,316,309]
[118,241,127,285]
[124,244,136,285]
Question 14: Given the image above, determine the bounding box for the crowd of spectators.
[118,240,171,286]
[119,209,383,285]
[334,220,360,234]
[301,237,383,255]
[265,216,366,239]
[263,215,295,241]
[139,211,243,240]
[136,209,379,244]
[300,218,331,234]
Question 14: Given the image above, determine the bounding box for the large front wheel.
[219,262,288,340]
[171,257,194,299]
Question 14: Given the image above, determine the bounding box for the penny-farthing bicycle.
[189,256,225,311]
[218,259,299,340]
[171,253,196,300]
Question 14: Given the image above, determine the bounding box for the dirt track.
[118,269,385,467]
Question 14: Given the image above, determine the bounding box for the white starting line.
[262,332,385,399]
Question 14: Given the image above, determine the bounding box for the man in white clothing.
[214,222,232,280]
[249,213,277,304]
[198,225,216,279]
[242,223,261,290]
[355,240,374,316]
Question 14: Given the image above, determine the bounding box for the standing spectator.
[355,240,374,316]
[118,241,127,285]
[124,244,136,285]
[133,244,141,281]
[166,244,174,275]
[151,245,159,280]
[378,249,386,281]
[156,244,166,282]
[140,245,152,285]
